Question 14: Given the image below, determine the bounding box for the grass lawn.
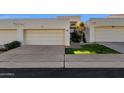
[65,43,121,54]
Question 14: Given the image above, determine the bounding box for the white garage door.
[0,30,17,45]
[24,29,65,45]
[95,28,124,42]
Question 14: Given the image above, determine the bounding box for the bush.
[71,32,81,42]
[4,41,21,50]
[0,48,7,51]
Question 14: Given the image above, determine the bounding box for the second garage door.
[24,29,65,45]
[94,27,124,42]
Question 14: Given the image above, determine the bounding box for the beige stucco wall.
[89,18,124,27]
[0,18,69,29]
[87,18,124,42]
[0,18,70,46]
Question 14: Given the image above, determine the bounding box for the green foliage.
[4,41,21,50]
[0,48,7,51]
[65,44,121,54]
[80,22,85,27]
[71,31,81,42]
[77,31,83,36]
[74,50,96,54]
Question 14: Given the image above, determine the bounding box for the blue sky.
[0,14,110,22]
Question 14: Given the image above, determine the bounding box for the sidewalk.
[65,54,124,68]
[69,42,81,48]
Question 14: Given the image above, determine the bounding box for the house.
[0,18,70,46]
[86,18,124,42]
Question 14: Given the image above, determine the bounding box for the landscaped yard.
[65,43,121,54]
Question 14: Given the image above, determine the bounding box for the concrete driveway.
[99,42,124,53]
[0,45,65,68]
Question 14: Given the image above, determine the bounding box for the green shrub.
[4,41,21,50]
[0,48,7,51]
[71,32,81,42]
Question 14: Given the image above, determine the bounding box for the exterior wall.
[0,18,70,46]
[17,29,24,45]
[0,19,69,29]
[86,22,95,42]
[65,28,70,46]
[87,18,124,42]
[16,24,24,45]
[84,23,90,42]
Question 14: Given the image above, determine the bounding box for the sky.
[0,14,110,22]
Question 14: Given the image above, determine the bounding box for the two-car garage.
[94,26,124,42]
[88,18,124,42]
[24,29,65,45]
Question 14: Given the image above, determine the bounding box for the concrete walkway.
[99,42,124,53]
[69,42,81,48]
[69,42,94,48]
[65,54,124,68]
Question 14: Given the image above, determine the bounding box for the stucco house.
[0,18,71,46]
[3,15,124,46]
[86,17,124,42]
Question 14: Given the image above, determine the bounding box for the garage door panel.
[0,30,16,45]
[95,28,124,42]
[25,29,64,45]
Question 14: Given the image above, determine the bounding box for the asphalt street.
[0,68,124,78]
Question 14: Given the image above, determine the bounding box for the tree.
[76,22,86,43]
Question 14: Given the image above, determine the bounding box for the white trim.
[89,26,95,42]
[16,29,24,45]
[65,29,70,46]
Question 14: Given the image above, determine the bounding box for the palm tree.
[76,22,86,43]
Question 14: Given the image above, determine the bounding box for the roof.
[108,14,124,18]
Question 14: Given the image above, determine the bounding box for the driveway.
[99,42,124,53]
[0,45,65,68]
